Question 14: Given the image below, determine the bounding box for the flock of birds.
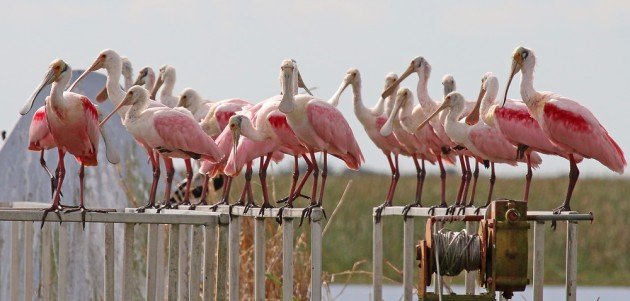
[20,46,626,227]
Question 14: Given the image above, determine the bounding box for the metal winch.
[417,200,529,300]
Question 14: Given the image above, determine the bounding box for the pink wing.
[267,111,308,155]
[200,125,232,176]
[468,124,518,165]
[306,101,364,170]
[543,98,626,173]
[76,94,100,166]
[494,101,565,157]
[28,106,56,151]
[154,110,224,163]
[224,137,281,176]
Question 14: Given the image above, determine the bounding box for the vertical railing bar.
[566,221,577,301]
[121,223,135,301]
[254,218,265,301]
[372,216,383,301]
[464,221,476,295]
[155,225,167,301]
[24,221,34,301]
[402,217,414,301]
[228,216,241,301]
[282,218,294,301]
[190,225,203,301]
[146,224,159,301]
[11,221,20,301]
[179,225,191,301]
[310,209,323,301]
[104,223,115,301]
[58,223,68,301]
[168,224,180,301]
[533,221,545,301]
[203,219,218,301]
[41,223,51,301]
[216,215,229,301]
[433,221,443,294]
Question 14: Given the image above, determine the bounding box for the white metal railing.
[372,206,593,301]
[176,205,324,301]
[1,202,324,301]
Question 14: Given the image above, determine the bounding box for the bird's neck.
[351,83,370,118]
[49,75,70,114]
[105,63,126,108]
[444,109,467,142]
[416,72,434,108]
[481,86,498,117]
[161,76,175,98]
[123,73,133,91]
[125,100,149,122]
[520,64,539,106]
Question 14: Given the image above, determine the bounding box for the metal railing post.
[228,216,241,301]
[533,221,545,301]
[566,221,577,301]
[310,208,323,301]
[282,217,294,301]
[372,214,383,301]
[403,217,414,301]
[190,225,203,301]
[179,225,191,301]
[121,223,135,301]
[254,218,265,301]
[168,224,180,301]
[104,223,115,301]
[11,221,20,301]
[216,214,230,301]
[58,222,69,301]
[203,219,218,301]
[41,223,52,301]
[24,221,34,301]
[146,224,159,301]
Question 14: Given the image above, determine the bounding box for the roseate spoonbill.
[381,88,458,217]
[503,46,626,215]
[329,71,410,221]
[21,59,108,228]
[382,57,472,211]
[418,91,542,212]
[278,59,364,222]
[72,49,170,212]
[465,72,582,202]
[133,66,157,92]
[100,86,224,208]
[151,65,178,107]
[225,99,310,216]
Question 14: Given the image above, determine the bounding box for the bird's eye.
[522,51,528,59]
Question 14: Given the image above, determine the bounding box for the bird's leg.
[524,153,533,203]
[65,164,107,229]
[428,155,448,216]
[278,155,312,224]
[39,150,56,198]
[228,176,248,216]
[278,155,300,204]
[551,155,579,230]
[190,174,210,210]
[465,159,480,209]
[258,153,274,216]
[375,154,398,223]
[453,154,467,214]
[516,144,528,160]
[476,162,496,215]
[241,162,258,214]
[403,156,425,220]
[179,159,194,206]
[157,157,175,213]
[138,149,160,213]
[457,156,472,215]
[41,149,66,229]
[300,151,319,226]
[210,176,232,212]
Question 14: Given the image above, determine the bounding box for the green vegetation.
[237,172,630,286]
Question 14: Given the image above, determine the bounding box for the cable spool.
[432,228,482,276]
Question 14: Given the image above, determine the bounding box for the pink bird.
[330,70,412,221]
[27,106,61,197]
[278,59,364,221]
[504,46,626,214]
[71,49,173,212]
[195,101,253,210]
[466,72,583,202]
[21,59,107,227]
[224,96,310,216]
[418,91,543,211]
[381,57,476,211]
[100,86,225,209]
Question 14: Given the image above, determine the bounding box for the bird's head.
[69,49,121,92]
[279,59,296,113]
[503,46,534,106]
[20,59,71,115]
[99,85,149,127]
[177,88,201,108]
[121,57,133,79]
[151,65,176,99]
[442,74,456,97]
[382,56,430,99]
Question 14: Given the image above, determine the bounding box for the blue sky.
[1,1,629,177]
